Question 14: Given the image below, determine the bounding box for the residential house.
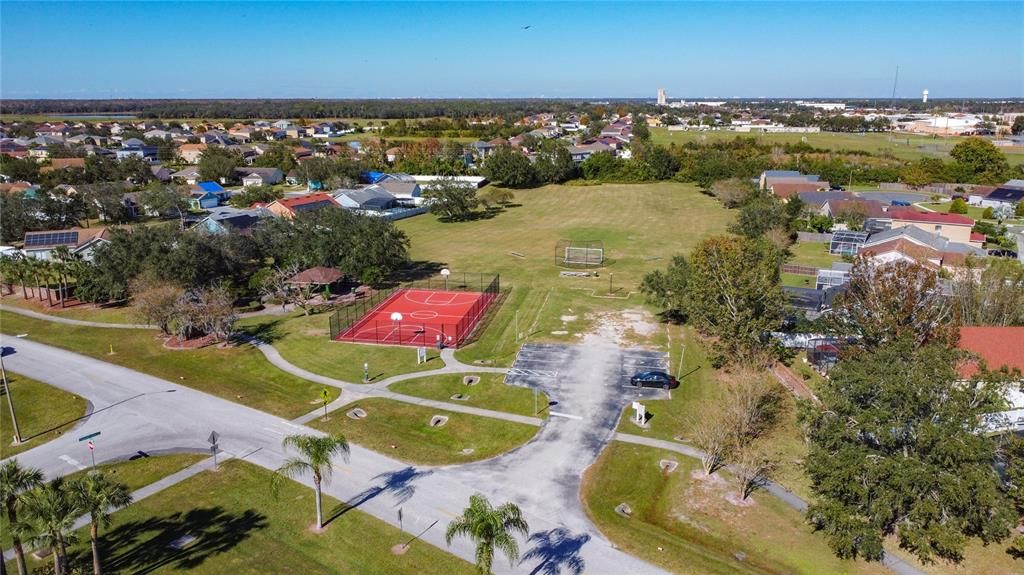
[823,198,889,230]
[189,190,221,210]
[22,227,109,261]
[332,187,396,211]
[150,164,174,182]
[265,193,338,218]
[958,326,1024,433]
[888,209,975,245]
[979,183,1024,210]
[121,138,146,148]
[193,181,231,204]
[116,146,158,162]
[759,170,821,190]
[192,209,266,236]
[769,179,831,199]
[235,167,284,187]
[143,129,173,140]
[567,142,612,164]
[371,180,421,205]
[469,140,495,158]
[39,157,86,173]
[857,226,985,270]
[171,166,202,185]
[178,143,208,164]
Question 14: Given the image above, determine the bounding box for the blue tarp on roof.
[197,181,226,193]
[360,171,386,184]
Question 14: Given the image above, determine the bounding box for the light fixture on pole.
[391,312,403,344]
[440,268,450,291]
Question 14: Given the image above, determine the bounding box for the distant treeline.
[1,99,591,120]
[3,98,1021,120]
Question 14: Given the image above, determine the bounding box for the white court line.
[549,411,582,420]
[59,455,88,470]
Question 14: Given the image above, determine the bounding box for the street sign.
[78,431,101,442]
[207,431,220,445]
[87,441,94,451]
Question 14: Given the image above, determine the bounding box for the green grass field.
[8,459,475,575]
[788,241,842,269]
[235,311,442,384]
[309,398,538,465]
[1,293,140,324]
[396,182,735,364]
[0,311,339,420]
[1,453,205,551]
[388,373,547,418]
[581,441,889,575]
[649,128,1024,165]
[1,371,87,457]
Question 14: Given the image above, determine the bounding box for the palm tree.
[0,459,44,575]
[50,246,80,308]
[445,494,529,575]
[272,434,350,530]
[19,478,80,575]
[69,472,133,575]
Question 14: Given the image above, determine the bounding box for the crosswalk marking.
[59,454,87,470]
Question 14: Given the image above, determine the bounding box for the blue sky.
[1,1,1021,99]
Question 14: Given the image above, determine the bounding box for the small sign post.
[208,430,220,470]
[398,507,403,534]
[363,362,369,383]
[79,431,101,469]
[632,401,646,425]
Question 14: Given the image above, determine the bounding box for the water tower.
[922,89,929,103]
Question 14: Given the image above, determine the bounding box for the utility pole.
[1,354,22,444]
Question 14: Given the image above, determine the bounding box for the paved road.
[0,336,662,574]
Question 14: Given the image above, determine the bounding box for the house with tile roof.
[858,226,985,270]
[888,209,975,245]
[265,193,338,218]
[958,326,1024,433]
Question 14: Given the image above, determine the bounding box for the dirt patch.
[163,334,218,350]
[674,469,756,530]
[590,309,662,346]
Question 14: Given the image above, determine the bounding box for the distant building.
[657,88,667,106]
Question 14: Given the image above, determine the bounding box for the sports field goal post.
[555,239,605,268]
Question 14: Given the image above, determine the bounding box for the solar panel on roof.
[25,231,78,247]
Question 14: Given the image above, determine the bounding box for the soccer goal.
[555,239,605,268]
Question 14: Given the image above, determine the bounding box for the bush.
[982,207,995,219]
[949,197,969,214]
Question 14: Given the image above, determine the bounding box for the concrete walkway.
[0,303,155,329]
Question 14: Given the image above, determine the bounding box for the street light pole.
[1,354,22,444]
[609,273,614,295]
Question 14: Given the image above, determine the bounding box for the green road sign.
[78,431,101,442]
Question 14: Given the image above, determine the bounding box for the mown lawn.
[309,398,538,466]
[0,311,338,420]
[388,373,547,418]
[0,293,139,324]
[8,460,475,575]
[788,241,842,269]
[395,182,735,363]
[581,441,889,575]
[1,453,205,551]
[235,311,442,384]
[0,371,87,457]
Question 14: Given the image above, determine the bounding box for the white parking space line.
[59,455,88,470]
[262,427,285,436]
[549,411,582,420]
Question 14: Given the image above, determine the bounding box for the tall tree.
[272,434,350,530]
[950,257,1024,326]
[684,236,785,366]
[0,460,45,575]
[639,254,690,322]
[69,472,133,575]
[803,340,1015,564]
[422,178,480,222]
[481,145,536,188]
[197,146,241,182]
[445,494,529,575]
[948,137,1009,184]
[20,478,80,575]
[828,258,956,352]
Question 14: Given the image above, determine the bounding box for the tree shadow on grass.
[323,466,433,526]
[521,527,591,575]
[234,318,287,344]
[75,506,267,574]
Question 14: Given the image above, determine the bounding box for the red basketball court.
[334,288,494,347]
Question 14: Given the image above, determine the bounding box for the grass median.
[310,397,539,466]
[9,459,474,574]
[0,311,338,420]
[1,371,87,457]
[388,372,548,418]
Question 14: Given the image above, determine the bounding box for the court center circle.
[409,310,440,320]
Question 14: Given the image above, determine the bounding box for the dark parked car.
[630,370,679,390]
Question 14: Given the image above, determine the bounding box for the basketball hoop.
[440,268,451,291]
[390,312,403,322]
